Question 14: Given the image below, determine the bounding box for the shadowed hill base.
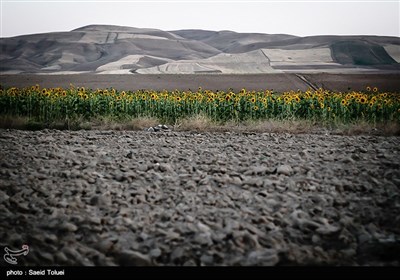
[331,41,398,66]
[1,73,399,92]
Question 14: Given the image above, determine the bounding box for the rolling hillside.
[1,25,399,74]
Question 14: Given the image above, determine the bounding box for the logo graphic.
[4,245,29,265]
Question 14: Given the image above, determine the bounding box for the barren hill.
[1,24,399,74]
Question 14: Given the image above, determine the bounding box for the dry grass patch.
[241,119,315,134]
[89,116,159,130]
[174,116,317,134]
[0,115,30,129]
[1,114,399,136]
[173,116,400,136]
[333,121,400,136]
[175,114,216,131]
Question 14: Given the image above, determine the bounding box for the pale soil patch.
[384,44,400,63]
[262,48,334,63]
[138,50,279,74]
[96,55,171,73]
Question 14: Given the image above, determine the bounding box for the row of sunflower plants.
[0,85,399,124]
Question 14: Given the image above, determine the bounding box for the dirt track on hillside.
[1,129,399,265]
[1,73,400,92]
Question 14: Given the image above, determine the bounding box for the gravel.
[0,129,399,266]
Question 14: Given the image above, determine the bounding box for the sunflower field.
[0,84,399,125]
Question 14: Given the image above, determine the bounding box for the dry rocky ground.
[0,129,399,266]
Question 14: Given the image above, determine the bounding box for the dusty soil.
[1,73,400,92]
[1,129,399,266]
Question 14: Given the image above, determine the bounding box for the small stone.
[316,223,340,235]
[38,252,54,263]
[342,157,355,164]
[114,173,124,182]
[159,163,174,173]
[87,177,96,184]
[89,195,100,205]
[139,232,149,241]
[358,233,372,244]
[89,195,110,206]
[351,154,361,161]
[186,215,195,222]
[299,150,309,158]
[242,177,263,187]
[157,228,180,240]
[312,234,321,244]
[149,248,162,258]
[44,233,58,243]
[137,164,148,172]
[246,166,273,175]
[197,222,211,233]
[266,198,279,208]
[200,254,214,265]
[193,233,212,245]
[277,165,293,176]
[183,259,197,266]
[96,239,115,253]
[357,147,368,153]
[62,247,82,260]
[170,247,185,262]
[60,222,78,232]
[243,249,279,266]
[118,250,151,266]
[55,252,69,263]
[87,216,101,225]
[126,151,133,159]
[0,191,10,203]
[230,176,242,185]
[341,248,356,258]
